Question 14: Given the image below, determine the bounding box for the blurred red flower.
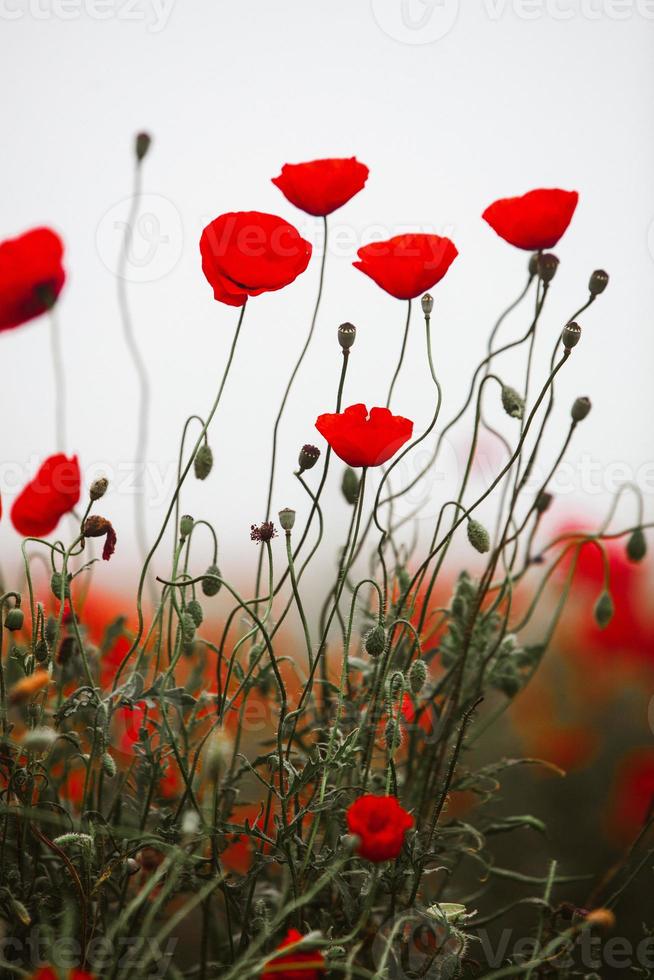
[272,157,369,216]
[482,188,578,251]
[608,748,654,841]
[315,404,413,467]
[261,928,325,980]
[353,233,457,300]
[31,969,95,980]
[200,211,312,307]
[0,227,65,332]
[11,454,81,537]
[346,793,413,861]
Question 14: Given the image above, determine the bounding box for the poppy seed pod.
[409,659,427,694]
[135,132,152,162]
[467,519,490,554]
[278,508,296,531]
[89,477,108,501]
[421,293,434,316]
[571,396,591,422]
[194,443,214,480]
[626,528,647,563]
[561,321,581,351]
[537,253,559,283]
[5,607,24,632]
[202,564,222,597]
[341,466,360,505]
[187,598,204,627]
[179,514,194,538]
[594,590,614,629]
[588,269,609,296]
[501,385,524,420]
[338,321,356,350]
[535,490,553,514]
[528,252,539,277]
[298,443,320,473]
[35,639,49,663]
[365,624,386,658]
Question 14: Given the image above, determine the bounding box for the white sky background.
[1,0,653,595]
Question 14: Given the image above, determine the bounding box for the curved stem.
[386,299,411,409]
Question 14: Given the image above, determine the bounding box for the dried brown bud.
[135,132,152,162]
[82,515,117,561]
[89,477,108,501]
[421,293,434,316]
[298,444,320,473]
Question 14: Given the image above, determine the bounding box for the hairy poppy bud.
[298,443,320,473]
[44,615,57,647]
[409,659,427,693]
[385,718,403,751]
[187,599,203,627]
[51,572,71,600]
[528,252,539,277]
[594,590,614,629]
[180,514,194,538]
[626,528,647,563]
[338,322,356,350]
[341,467,360,506]
[501,385,524,420]
[538,253,559,283]
[135,131,151,162]
[35,639,50,663]
[5,607,24,632]
[102,752,117,778]
[588,269,609,296]
[571,396,591,422]
[467,519,490,554]
[180,612,196,644]
[365,624,386,658]
[561,321,581,351]
[535,490,553,514]
[421,293,434,316]
[202,564,222,597]
[194,443,214,480]
[90,477,108,501]
[278,508,296,531]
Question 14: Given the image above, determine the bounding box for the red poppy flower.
[261,928,326,980]
[482,188,579,251]
[353,233,457,300]
[11,454,81,537]
[608,748,654,842]
[346,793,413,862]
[315,404,413,468]
[0,227,66,332]
[272,157,369,216]
[200,211,312,307]
[31,968,95,979]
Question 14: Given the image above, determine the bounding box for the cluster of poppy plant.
[0,153,613,980]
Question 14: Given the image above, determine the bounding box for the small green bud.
[501,385,524,419]
[589,269,609,296]
[421,293,434,316]
[626,528,647,563]
[193,443,214,480]
[278,508,296,531]
[384,718,403,751]
[535,490,553,514]
[202,564,222,597]
[50,572,71,600]
[408,659,427,694]
[365,624,386,658]
[102,752,117,778]
[538,252,559,283]
[34,639,50,663]
[89,477,108,501]
[467,519,490,554]
[44,616,57,647]
[180,612,196,644]
[125,857,140,876]
[5,607,24,632]
[571,396,591,422]
[594,591,614,629]
[561,321,581,351]
[135,131,151,162]
[341,467,360,506]
[179,514,194,538]
[298,444,320,472]
[187,599,204,627]
[337,321,356,350]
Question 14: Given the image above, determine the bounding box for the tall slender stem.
[386,299,411,409]
[49,308,66,452]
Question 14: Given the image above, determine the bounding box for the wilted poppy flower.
[346,793,413,861]
[315,404,413,467]
[82,515,117,561]
[200,211,312,307]
[11,454,81,537]
[353,233,457,300]
[261,928,326,980]
[272,157,369,216]
[0,227,66,332]
[482,188,579,251]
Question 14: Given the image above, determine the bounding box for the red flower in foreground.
[272,157,369,216]
[347,794,413,862]
[315,404,413,468]
[0,227,66,332]
[31,969,95,980]
[482,188,579,251]
[608,748,654,842]
[11,454,81,537]
[353,233,457,300]
[200,211,312,307]
[261,929,325,980]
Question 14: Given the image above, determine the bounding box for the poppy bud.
[421,293,434,316]
[593,590,614,629]
[35,639,50,663]
[528,252,539,277]
[535,490,553,514]
[409,659,427,694]
[561,321,581,351]
[588,269,609,296]
[341,467,360,506]
[626,528,647,563]
[125,857,141,876]
[187,599,204,627]
[180,612,196,644]
[90,477,108,501]
[135,131,151,162]
[384,718,403,751]
[338,322,356,350]
[365,624,386,658]
[44,616,57,647]
[5,607,24,632]
[467,519,490,554]
[501,385,524,420]
[194,443,214,480]
[51,572,71,600]
[298,443,320,473]
[278,508,296,532]
[180,514,194,538]
[102,752,117,778]
[202,564,222,597]
[538,253,559,283]
[571,396,591,422]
